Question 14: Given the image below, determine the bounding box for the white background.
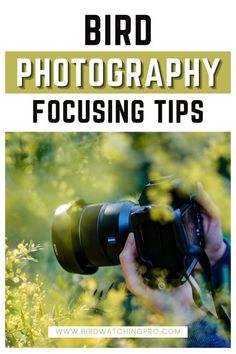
[0,0,235,352]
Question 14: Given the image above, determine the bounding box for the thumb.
[196,182,220,220]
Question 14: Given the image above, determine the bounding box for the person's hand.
[119,233,198,323]
[119,182,226,320]
[195,182,226,267]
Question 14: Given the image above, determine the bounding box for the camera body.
[52,177,204,286]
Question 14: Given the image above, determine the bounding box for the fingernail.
[128,233,135,245]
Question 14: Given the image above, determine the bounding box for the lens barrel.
[52,199,137,274]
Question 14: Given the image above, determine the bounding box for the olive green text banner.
[5,51,231,93]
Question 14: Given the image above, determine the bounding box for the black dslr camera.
[52,177,204,287]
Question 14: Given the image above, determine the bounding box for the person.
[119,182,230,347]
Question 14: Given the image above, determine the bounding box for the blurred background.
[5,132,230,347]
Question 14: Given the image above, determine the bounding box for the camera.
[52,177,204,286]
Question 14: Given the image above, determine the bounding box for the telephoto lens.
[52,198,139,274]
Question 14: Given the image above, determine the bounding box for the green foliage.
[6,242,185,348]
[5,132,230,347]
[6,132,230,246]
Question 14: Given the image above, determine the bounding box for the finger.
[194,261,203,272]
[119,233,146,296]
[120,234,168,312]
[120,235,190,315]
[196,182,220,220]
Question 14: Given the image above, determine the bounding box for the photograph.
[5,132,231,348]
[1,0,234,352]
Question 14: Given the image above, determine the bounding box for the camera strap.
[185,245,230,331]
